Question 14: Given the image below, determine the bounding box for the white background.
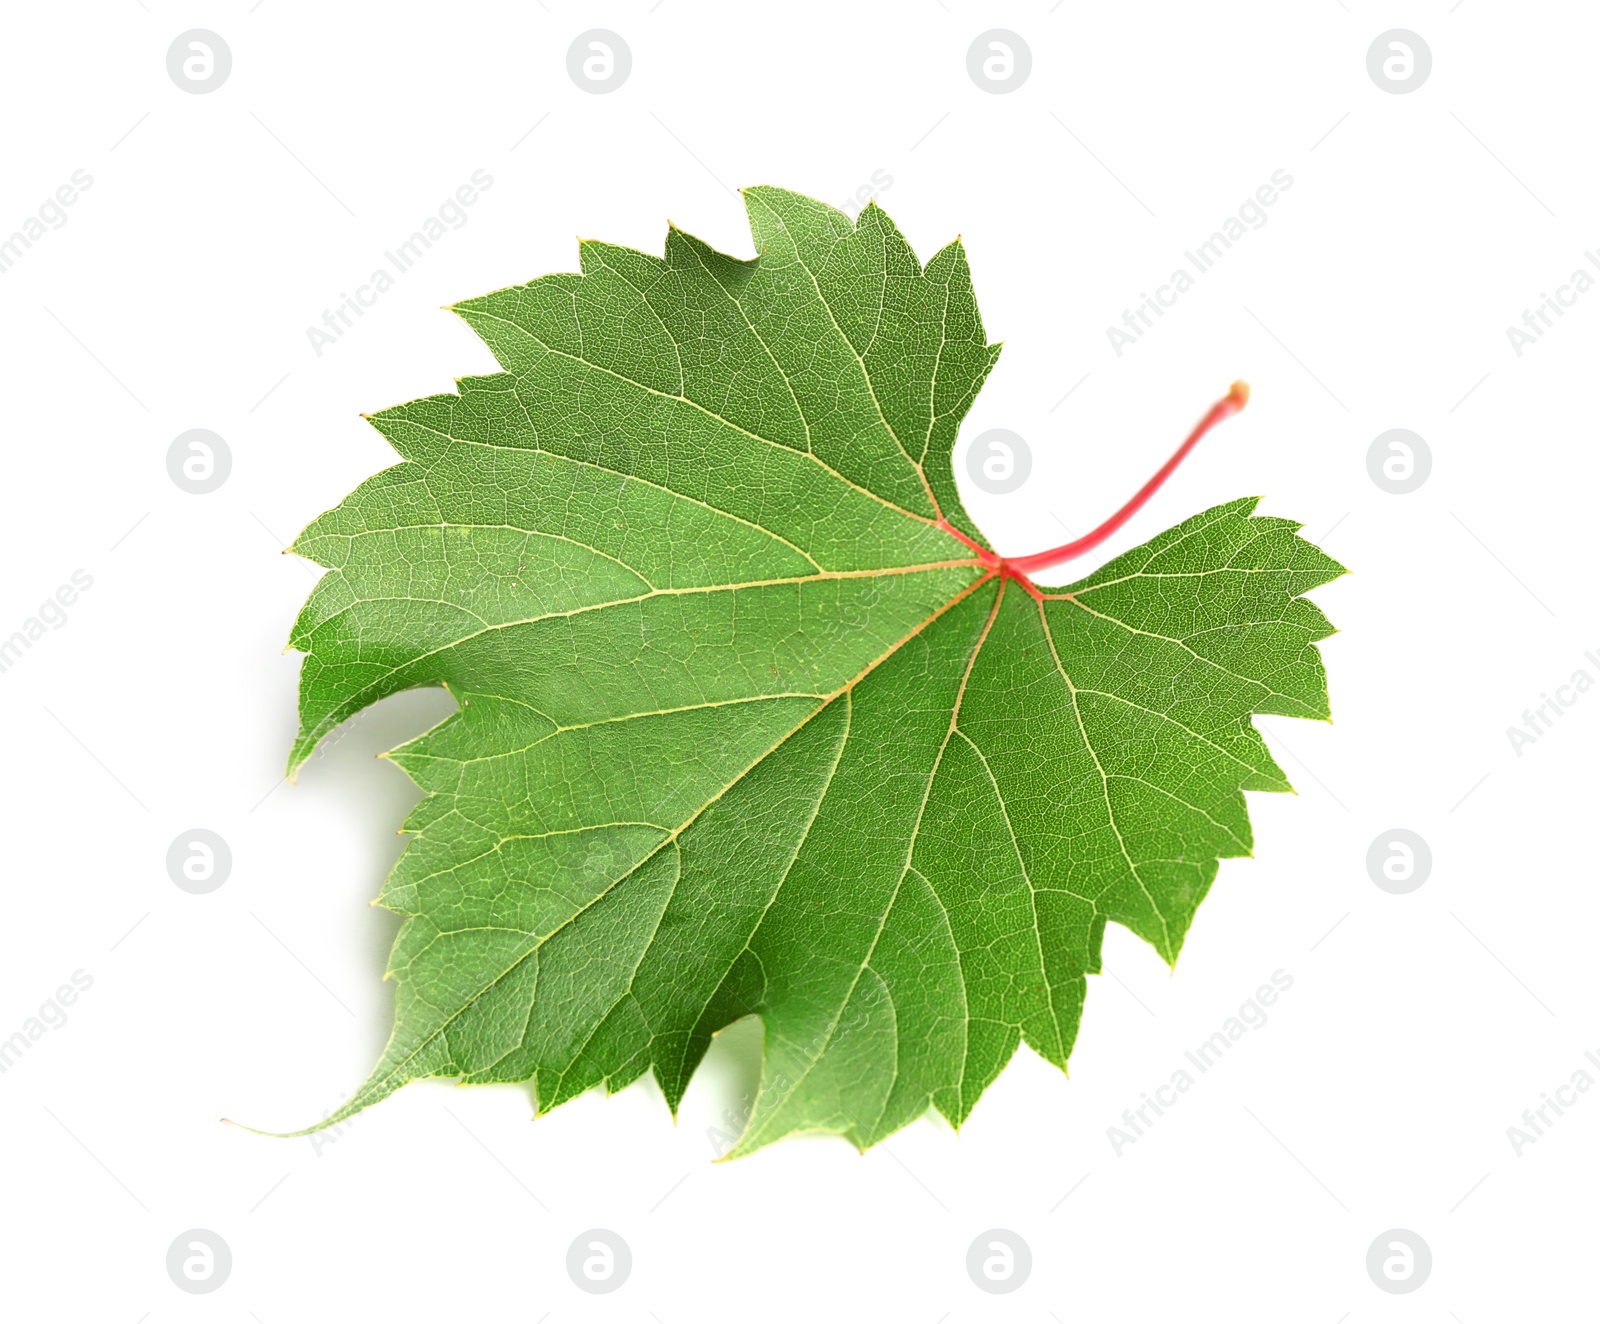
[1,2,1595,1319]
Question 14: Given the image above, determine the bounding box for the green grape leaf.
[282,186,1343,1153]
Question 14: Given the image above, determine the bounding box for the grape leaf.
[282,186,1342,1153]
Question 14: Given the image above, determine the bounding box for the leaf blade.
[281,191,1343,1153]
